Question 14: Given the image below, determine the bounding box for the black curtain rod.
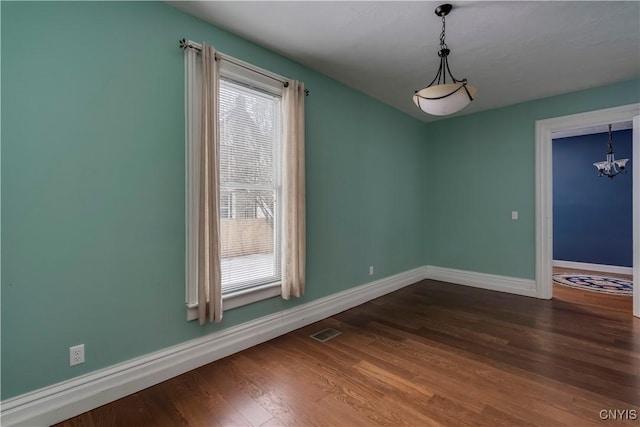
[179,39,309,96]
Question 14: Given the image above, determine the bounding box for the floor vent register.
[310,328,342,343]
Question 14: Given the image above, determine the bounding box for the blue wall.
[553,130,633,267]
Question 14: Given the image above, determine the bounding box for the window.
[185,50,287,318]
[184,43,305,322]
[218,77,282,295]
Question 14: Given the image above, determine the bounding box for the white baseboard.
[552,260,633,276]
[0,267,427,427]
[425,265,538,298]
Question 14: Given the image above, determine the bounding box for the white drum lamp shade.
[413,83,477,116]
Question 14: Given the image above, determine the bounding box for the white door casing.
[535,104,640,317]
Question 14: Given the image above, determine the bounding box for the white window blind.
[218,78,282,294]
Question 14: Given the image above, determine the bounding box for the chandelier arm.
[462,83,474,101]
[426,59,445,88]
[442,58,446,84]
[443,55,465,84]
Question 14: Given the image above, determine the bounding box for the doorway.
[535,104,640,317]
[551,123,633,312]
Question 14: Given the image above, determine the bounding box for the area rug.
[553,274,633,296]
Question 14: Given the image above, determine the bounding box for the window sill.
[187,282,281,321]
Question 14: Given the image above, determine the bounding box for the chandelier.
[413,3,476,116]
[593,124,629,179]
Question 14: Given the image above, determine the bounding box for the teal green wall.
[3,0,639,402]
[1,1,426,399]
[424,79,640,278]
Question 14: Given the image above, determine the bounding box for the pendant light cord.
[607,124,614,154]
[440,15,448,50]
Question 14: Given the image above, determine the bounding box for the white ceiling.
[169,1,640,122]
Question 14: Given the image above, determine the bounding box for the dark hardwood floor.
[56,279,640,427]
[553,267,633,313]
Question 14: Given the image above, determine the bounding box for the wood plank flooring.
[56,279,640,427]
[553,267,633,313]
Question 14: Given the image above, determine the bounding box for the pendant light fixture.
[413,3,476,116]
[593,124,629,179]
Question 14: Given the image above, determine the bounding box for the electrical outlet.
[70,344,85,366]
[369,265,374,276]
[511,211,519,220]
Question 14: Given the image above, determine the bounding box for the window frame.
[218,77,283,295]
[185,51,285,321]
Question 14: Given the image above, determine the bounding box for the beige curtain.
[198,43,222,324]
[282,81,306,300]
